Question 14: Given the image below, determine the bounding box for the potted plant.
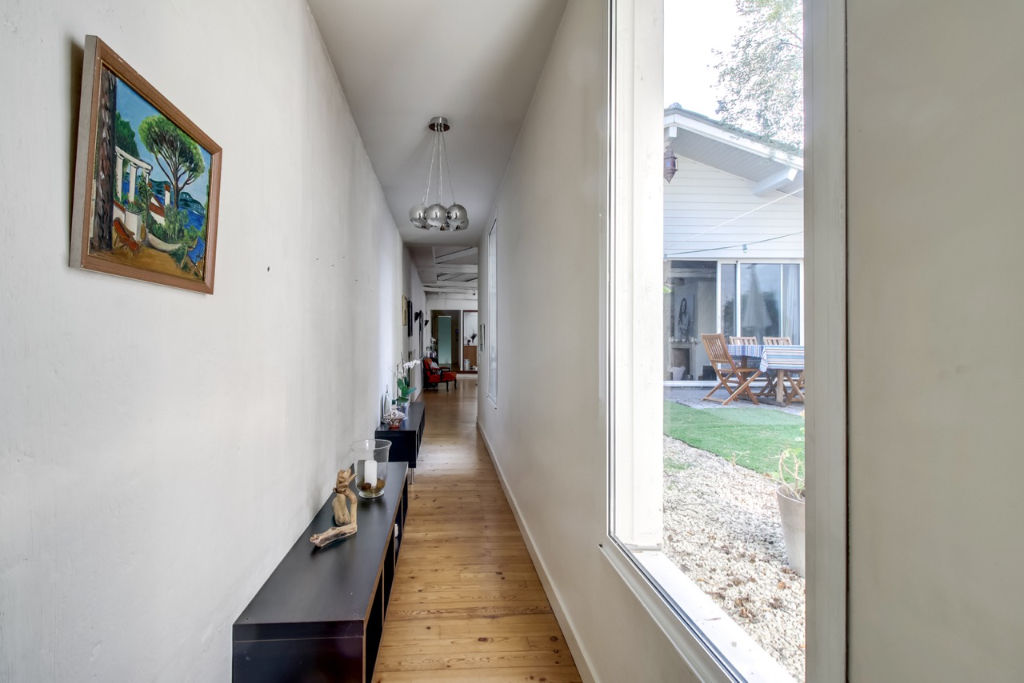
[395,361,416,409]
[776,448,805,577]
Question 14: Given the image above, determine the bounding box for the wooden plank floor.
[375,376,581,682]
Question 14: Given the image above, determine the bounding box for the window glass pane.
[612,0,809,678]
[740,263,782,340]
[720,263,736,338]
[438,316,452,365]
[783,264,801,343]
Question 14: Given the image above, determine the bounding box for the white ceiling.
[307,0,568,260]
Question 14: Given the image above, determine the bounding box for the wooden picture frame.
[70,35,222,294]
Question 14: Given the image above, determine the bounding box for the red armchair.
[423,357,457,391]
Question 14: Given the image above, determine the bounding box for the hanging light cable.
[443,126,468,231]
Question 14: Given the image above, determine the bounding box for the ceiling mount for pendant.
[410,115,468,232]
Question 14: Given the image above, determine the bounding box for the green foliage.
[138,115,205,208]
[170,244,187,264]
[714,0,804,149]
[777,448,805,498]
[663,401,804,476]
[148,217,172,243]
[127,177,152,214]
[165,207,192,242]
[114,111,140,158]
[397,377,413,400]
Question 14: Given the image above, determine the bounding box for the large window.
[606,0,846,680]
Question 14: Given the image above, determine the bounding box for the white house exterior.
[663,105,804,383]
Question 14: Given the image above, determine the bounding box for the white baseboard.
[476,421,598,683]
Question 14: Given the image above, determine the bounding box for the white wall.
[401,248,426,391]
[0,1,405,680]
[477,1,694,680]
[403,249,427,360]
[847,1,1024,680]
[665,157,803,259]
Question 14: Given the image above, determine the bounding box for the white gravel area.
[663,436,805,681]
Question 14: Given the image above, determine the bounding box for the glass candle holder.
[351,439,390,499]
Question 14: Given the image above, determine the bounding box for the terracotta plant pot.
[776,484,806,577]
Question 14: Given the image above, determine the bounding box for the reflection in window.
[737,263,801,344]
[741,263,782,340]
[721,263,737,339]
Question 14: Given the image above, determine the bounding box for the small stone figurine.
[309,468,359,548]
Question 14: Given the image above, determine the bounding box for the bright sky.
[664,0,742,115]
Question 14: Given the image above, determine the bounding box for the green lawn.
[664,401,804,477]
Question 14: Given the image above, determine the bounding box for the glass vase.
[351,439,390,499]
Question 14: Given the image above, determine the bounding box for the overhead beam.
[437,273,479,283]
[432,247,478,264]
[423,264,478,274]
[422,282,478,292]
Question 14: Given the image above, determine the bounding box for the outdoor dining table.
[727,344,805,404]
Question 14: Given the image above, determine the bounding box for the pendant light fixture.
[410,116,469,232]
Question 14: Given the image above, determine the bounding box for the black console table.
[375,400,425,482]
[233,463,409,682]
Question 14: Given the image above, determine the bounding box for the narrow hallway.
[375,376,582,682]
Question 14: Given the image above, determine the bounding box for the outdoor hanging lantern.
[664,145,678,183]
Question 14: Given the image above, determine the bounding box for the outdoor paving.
[665,385,805,416]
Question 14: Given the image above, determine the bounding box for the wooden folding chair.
[729,335,761,370]
[783,372,805,403]
[701,333,760,405]
[729,336,757,368]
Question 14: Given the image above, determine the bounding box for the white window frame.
[486,219,498,406]
[603,0,847,680]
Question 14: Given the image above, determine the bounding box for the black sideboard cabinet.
[233,462,409,682]
[375,400,425,482]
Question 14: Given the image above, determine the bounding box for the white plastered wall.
[476,1,692,680]
[847,1,1024,680]
[402,248,426,392]
[0,1,405,679]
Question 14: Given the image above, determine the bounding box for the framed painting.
[70,35,222,294]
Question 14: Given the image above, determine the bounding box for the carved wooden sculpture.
[309,468,359,548]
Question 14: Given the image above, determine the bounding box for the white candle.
[364,459,378,487]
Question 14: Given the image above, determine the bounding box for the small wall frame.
[70,35,222,294]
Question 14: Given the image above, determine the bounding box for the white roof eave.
[665,110,804,172]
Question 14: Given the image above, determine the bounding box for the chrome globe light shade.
[409,204,428,229]
[446,203,469,231]
[425,203,448,229]
[409,116,469,232]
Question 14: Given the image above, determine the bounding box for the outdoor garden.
[662,397,805,681]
